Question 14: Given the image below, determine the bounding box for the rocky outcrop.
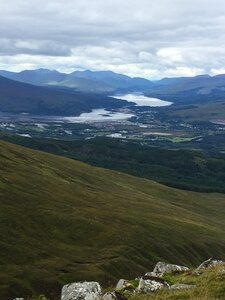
[116,279,128,290]
[142,274,169,285]
[151,261,189,276]
[102,291,128,300]
[61,281,102,300]
[137,277,166,293]
[16,258,225,299]
[195,258,223,273]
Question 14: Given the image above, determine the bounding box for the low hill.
[1,141,225,299]
[0,75,128,115]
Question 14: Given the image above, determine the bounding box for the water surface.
[63,109,135,123]
[112,94,172,107]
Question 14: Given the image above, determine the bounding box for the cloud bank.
[0,0,225,78]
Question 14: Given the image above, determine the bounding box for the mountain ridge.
[0,69,153,93]
[2,69,225,102]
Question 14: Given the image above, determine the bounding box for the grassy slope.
[131,264,225,300]
[1,141,225,299]
[1,135,225,193]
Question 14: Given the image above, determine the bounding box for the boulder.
[170,284,195,290]
[137,278,166,293]
[102,291,128,300]
[152,262,189,276]
[13,298,25,300]
[195,258,224,273]
[142,275,169,286]
[61,281,102,300]
[116,279,128,290]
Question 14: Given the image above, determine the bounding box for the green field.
[1,141,225,299]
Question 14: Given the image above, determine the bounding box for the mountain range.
[1,68,225,105]
[0,69,153,93]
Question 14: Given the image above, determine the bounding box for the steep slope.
[1,141,225,299]
[0,75,128,115]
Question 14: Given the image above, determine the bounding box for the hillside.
[0,69,67,86]
[0,75,129,115]
[1,141,225,299]
[1,135,225,193]
[0,69,153,94]
[147,74,225,106]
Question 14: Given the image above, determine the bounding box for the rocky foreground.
[14,258,225,300]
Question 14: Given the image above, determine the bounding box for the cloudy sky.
[0,0,225,79]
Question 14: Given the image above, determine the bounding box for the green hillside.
[1,141,225,299]
[1,135,225,193]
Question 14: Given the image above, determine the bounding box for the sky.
[0,0,225,79]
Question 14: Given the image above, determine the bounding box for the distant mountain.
[63,70,153,93]
[2,69,225,104]
[0,69,153,93]
[0,75,129,115]
[0,68,67,86]
[148,74,225,104]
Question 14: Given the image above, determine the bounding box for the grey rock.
[144,272,155,277]
[153,262,189,276]
[13,298,25,300]
[116,279,128,290]
[218,269,225,275]
[196,258,224,273]
[102,291,127,300]
[137,278,165,293]
[142,275,170,287]
[170,284,195,290]
[61,281,102,300]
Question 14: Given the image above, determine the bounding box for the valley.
[0,97,225,155]
[1,70,225,299]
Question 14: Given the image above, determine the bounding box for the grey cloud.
[0,39,71,56]
[1,0,225,78]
